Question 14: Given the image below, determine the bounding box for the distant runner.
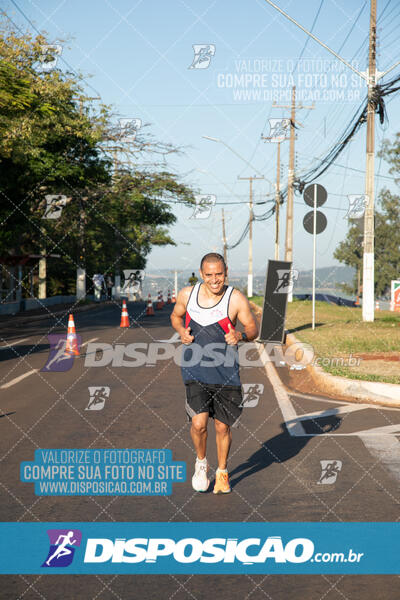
[171,253,258,494]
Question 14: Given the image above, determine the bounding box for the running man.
[171,253,258,494]
[45,531,77,566]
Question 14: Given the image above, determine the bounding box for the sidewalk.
[0,299,114,329]
[250,302,400,409]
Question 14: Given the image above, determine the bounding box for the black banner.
[258,259,293,343]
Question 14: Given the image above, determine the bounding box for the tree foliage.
[334,136,400,297]
[0,26,195,296]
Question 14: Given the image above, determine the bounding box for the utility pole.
[263,0,400,321]
[362,0,377,322]
[262,131,290,259]
[275,142,281,260]
[221,208,229,282]
[237,175,264,298]
[287,87,296,271]
[38,248,46,299]
[273,87,314,300]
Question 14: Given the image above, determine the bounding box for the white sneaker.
[192,459,210,492]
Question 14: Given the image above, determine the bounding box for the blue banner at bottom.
[0,522,398,574]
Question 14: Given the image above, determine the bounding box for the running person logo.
[317,460,342,485]
[118,118,142,141]
[42,195,67,219]
[190,195,216,219]
[41,334,82,372]
[268,118,291,142]
[86,386,110,410]
[188,44,216,69]
[42,529,82,567]
[274,269,298,294]
[345,194,369,220]
[39,44,62,72]
[240,383,264,408]
[122,269,144,294]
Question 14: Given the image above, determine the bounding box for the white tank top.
[185,283,234,328]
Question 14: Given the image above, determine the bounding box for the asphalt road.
[0,301,399,599]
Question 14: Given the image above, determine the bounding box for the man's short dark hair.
[200,252,226,271]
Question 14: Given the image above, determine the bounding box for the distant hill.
[143,265,356,298]
[294,266,355,290]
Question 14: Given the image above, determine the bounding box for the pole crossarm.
[261,136,290,142]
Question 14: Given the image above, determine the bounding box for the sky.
[3,0,400,280]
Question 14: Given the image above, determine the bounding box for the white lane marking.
[0,369,38,389]
[287,404,370,423]
[0,338,30,349]
[156,332,181,343]
[260,348,400,483]
[0,338,98,389]
[354,424,400,436]
[359,434,400,483]
[81,337,98,348]
[258,346,305,436]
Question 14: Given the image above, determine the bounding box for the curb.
[250,300,400,409]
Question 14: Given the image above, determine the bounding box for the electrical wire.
[9,0,102,98]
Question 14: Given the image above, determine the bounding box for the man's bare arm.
[170,287,194,345]
[225,290,258,345]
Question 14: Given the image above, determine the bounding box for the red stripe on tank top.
[217,316,234,333]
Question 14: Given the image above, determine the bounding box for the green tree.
[334,136,400,297]
[0,26,195,297]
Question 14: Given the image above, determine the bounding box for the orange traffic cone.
[167,289,172,304]
[171,290,176,303]
[375,300,380,311]
[156,291,163,310]
[65,314,79,356]
[146,294,155,316]
[120,300,130,327]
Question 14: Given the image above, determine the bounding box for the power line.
[292,0,325,74]
[337,1,367,54]
[9,0,102,98]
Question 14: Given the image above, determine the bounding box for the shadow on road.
[288,322,325,333]
[0,344,49,363]
[230,415,341,488]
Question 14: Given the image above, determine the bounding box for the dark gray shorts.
[185,381,243,428]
